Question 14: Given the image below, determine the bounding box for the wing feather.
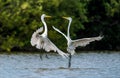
[42,38,68,58]
[30,27,43,46]
[30,26,68,58]
[72,36,103,48]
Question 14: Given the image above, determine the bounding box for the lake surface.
[0,52,120,78]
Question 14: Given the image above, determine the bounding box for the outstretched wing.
[30,27,43,46]
[72,36,103,48]
[42,38,68,58]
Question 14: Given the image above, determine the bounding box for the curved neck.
[52,26,70,42]
[67,19,72,39]
[41,17,47,36]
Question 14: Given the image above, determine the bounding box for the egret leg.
[68,53,72,68]
[45,54,49,59]
[39,54,43,60]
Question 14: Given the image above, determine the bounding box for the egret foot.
[45,54,49,59]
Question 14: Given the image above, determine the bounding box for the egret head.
[62,17,72,21]
[41,14,52,19]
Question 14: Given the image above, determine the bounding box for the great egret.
[30,14,68,58]
[52,17,103,68]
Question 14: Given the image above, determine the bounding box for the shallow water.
[0,52,120,78]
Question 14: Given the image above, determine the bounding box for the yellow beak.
[45,15,52,18]
[62,16,68,19]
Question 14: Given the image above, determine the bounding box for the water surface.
[0,52,120,78]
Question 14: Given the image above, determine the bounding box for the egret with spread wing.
[30,14,68,59]
[52,17,103,68]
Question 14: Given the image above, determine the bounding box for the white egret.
[52,17,103,68]
[30,14,68,58]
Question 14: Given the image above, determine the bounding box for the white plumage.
[53,17,103,55]
[31,26,43,47]
[30,14,68,58]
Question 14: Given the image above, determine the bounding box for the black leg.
[45,54,49,59]
[39,54,43,60]
[68,53,72,68]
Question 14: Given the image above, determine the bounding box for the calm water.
[0,52,120,78]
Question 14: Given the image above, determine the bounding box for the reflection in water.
[0,52,120,78]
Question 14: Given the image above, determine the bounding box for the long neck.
[67,19,72,40]
[52,26,69,41]
[41,17,47,36]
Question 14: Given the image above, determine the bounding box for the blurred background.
[0,0,120,52]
